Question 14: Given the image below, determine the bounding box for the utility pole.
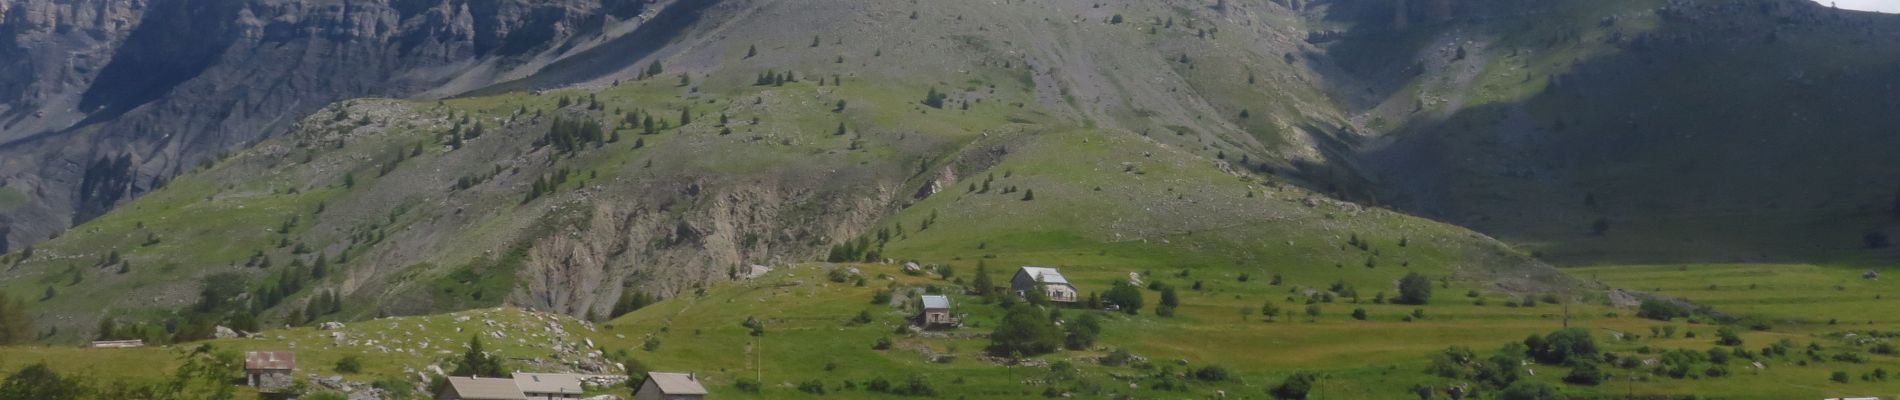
[1563,297,1571,328]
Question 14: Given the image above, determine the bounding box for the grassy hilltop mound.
[0,0,1554,343]
[0,62,1561,344]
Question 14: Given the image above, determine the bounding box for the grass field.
[1565,263,1900,398]
[2,260,1899,399]
[594,261,1900,399]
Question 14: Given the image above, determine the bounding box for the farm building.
[1011,266,1078,303]
[438,376,528,400]
[512,372,584,400]
[243,351,295,393]
[87,339,143,348]
[917,295,959,327]
[634,372,708,400]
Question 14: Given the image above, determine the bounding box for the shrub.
[1563,360,1604,385]
[1192,365,1230,381]
[1428,346,1478,379]
[867,375,937,396]
[0,363,87,399]
[1832,371,1851,383]
[1707,347,1731,364]
[334,355,362,374]
[1526,328,1598,365]
[1101,349,1136,366]
[873,337,893,350]
[1396,272,1432,305]
[989,304,1062,356]
[871,290,893,305]
[1105,281,1144,314]
[1065,313,1102,350]
[1270,372,1318,399]
[798,379,827,394]
[901,375,937,396]
[1716,327,1743,346]
[1483,348,1527,386]
[734,377,761,393]
[1350,308,1368,320]
[1637,299,1690,321]
[1832,351,1867,363]
[1499,380,1558,400]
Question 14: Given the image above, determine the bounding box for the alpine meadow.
[0,0,1898,399]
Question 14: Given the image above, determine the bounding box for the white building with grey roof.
[1012,266,1078,303]
[634,372,709,400]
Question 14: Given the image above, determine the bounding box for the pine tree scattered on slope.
[453,335,506,377]
[1891,185,1900,220]
[611,291,655,318]
[922,88,947,109]
[538,117,606,153]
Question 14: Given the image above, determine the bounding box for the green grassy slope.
[0,0,1501,343]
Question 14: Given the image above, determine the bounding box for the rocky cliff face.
[0,0,654,251]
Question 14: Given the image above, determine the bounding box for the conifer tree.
[454,336,506,377]
[312,254,329,279]
[1892,185,1900,220]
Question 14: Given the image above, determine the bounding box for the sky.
[1817,0,1900,13]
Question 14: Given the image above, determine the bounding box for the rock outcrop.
[0,0,658,251]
